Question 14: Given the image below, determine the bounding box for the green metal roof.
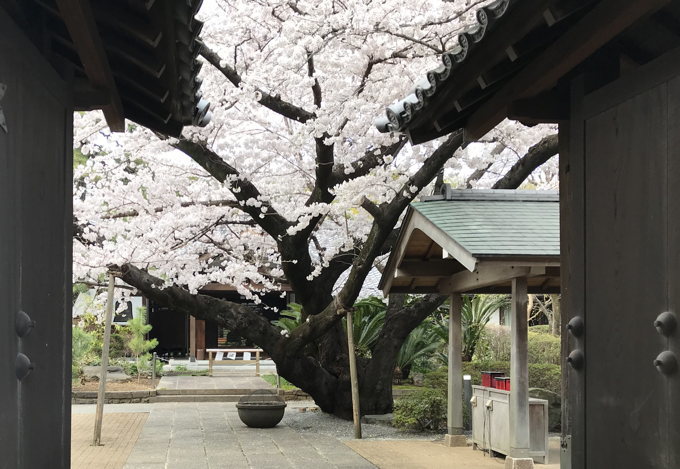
[411,189,559,257]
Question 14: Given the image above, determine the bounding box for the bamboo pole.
[346,310,362,439]
[93,273,115,446]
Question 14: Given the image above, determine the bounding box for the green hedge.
[477,327,561,364]
[424,361,561,396]
[527,331,560,365]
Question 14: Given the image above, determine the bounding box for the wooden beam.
[74,82,110,110]
[465,0,669,140]
[508,90,569,124]
[438,264,536,294]
[56,0,125,131]
[396,259,463,278]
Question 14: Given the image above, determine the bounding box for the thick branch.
[286,132,464,353]
[465,142,506,188]
[360,196,384,222]
[117,264,284,355]
[200,44,315,123]
[172,139,292,239]
[103,199,241,219]
[330,137,407,186]
[492,133,558,189]
[307,52,322,108]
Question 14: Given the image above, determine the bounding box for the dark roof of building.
[3,0,211,136]
[413,188,559,257]
[375,0,680,144]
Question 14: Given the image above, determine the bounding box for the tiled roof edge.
[418,186,558,202]
[374,0,512,134]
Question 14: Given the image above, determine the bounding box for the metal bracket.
[0,83,6,133]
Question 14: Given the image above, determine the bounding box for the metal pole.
[93,273,115,446]
[346,310,362,439]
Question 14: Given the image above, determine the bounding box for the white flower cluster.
[73,0,556,297]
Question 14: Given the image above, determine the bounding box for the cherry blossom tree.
[73,0,558,417]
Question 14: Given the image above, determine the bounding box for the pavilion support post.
[445,294,466,447]
[508,276,534,468]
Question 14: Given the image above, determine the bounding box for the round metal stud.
[567,316,585,338]
[654,311,677,336]
[567,349,585,370]
[654,351,678,375]
[15,353,33,381]
[15,310,35,338]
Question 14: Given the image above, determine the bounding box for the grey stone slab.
[124,401,376,468]
[123,463,167,469]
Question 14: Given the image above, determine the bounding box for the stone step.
[149,394,244,403]
[156,388,263,396]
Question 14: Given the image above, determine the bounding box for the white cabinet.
[471,385,549,464]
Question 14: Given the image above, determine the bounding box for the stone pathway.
[71,412,148,469]
[157,375,273,391]
[123,402,375,469]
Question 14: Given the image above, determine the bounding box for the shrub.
[393,388,447,431]
[396,323,442,379]
[424,361,561,396]
[72,326,95,379]
[127,315,158,382]
[529,324,551,334]
[477,326,560,365]
[528,331,560,365]
[477,325,510,362]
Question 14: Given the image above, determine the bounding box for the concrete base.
[504,457,535,469]
[444,434,467,447]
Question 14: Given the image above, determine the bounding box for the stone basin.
[236,390,287,428]
[236,401,287,428]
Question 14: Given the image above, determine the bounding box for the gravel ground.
[282,400,444,441]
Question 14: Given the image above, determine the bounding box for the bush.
[393,388,447,431]
[528,331,560,365]
[424,361,561,396]
[476,325,510,362]
[72,326,95,379]
[477,326,560,365]
[529,324,551,334]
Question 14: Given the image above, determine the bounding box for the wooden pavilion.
[380,188,559,461]
[376,0,680,467]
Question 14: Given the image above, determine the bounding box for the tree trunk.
[550,294,561,336]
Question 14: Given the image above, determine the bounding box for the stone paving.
[122,402,376,469]
[157,375,272,391]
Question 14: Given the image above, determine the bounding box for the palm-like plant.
[345,296,387,355]
[272,303,303,332]
[433,295,510,362]
[395,323,442,378]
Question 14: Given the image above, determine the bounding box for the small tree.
[127,308,158,383]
